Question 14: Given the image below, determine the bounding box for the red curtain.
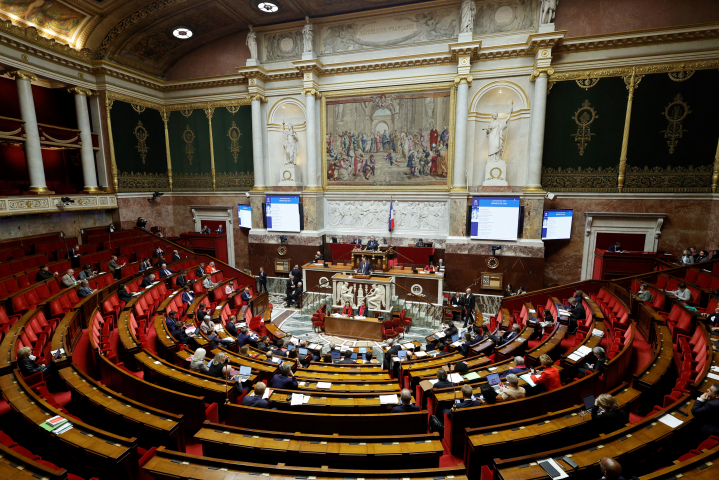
[31,84,77,129]
[0,77,21,119]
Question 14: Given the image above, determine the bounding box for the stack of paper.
[707,372,719,381]
[451,341,462,347]
[290,394,307,405]
[402,343,414,350]
[520,373,537,387]
[592,329,605,337]
[557,309,570,316]
[308,343,320,350]
[40,415,72,435]
[380,394,399,405]
[567,352,583,362]
[463,372,481,381]
[658,414,683,429]
[414,351,428,358]
[436,332,446,339]
[262,388,273,399]
[316,382,332,389]
[448,373,464,383]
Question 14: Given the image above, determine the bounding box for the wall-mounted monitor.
[238,204,252,229]
[470,197,520,241]
[542,209,573,240]
[266,195,301,233]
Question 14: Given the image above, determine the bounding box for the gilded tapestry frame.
[321,82,456,192]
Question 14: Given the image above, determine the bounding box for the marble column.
[451,75,472,192]
[303,88,319,189]
[524,68,553,193]
[249,94,267,190]
[88,95,109,189]
[9,70,51,194]
[69,87,100,193]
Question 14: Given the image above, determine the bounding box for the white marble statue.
[484,104,513,162]
[366,285,385,311]
[302,17,314,54]
[540,0,558,24]
[246,26,257,59]
[282,123,299,165]
[341,283,355,307]
[460,0,476,34]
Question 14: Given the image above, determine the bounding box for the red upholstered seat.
[382,320,396,340]
[392,317,404,338]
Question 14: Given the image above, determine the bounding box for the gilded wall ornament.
[661,94,691,154]
[541,166,619,192]
[118,172,169,192]
[575,77,599,90]
[133,121,149,164]
[226,105,241,115]
[624,165,711,192]
[571,100,598,156]
[668,70,695,82]
[227,121,242,163]
[182,125,196,164]
[131,103,146,114]
[180,108,193,118]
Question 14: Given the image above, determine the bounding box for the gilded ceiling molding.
[106,91,163,111]
[549,60,719,82]
[7,70,38,81]
[0,20,92,61]
[95,0,190,59]
[67,87,94,96]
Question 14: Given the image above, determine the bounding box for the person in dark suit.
[391,389,420,413]
[489,324,521,345]
[152,246,164,259]
[462,288,475,328]
[568,297,585,334]
[383,338,402,370]
[136,217,147,229]
[170,321,194,345]
[243,383,270,408]
[692,383,719,438]
[176,270,189,288]
[599,457,626,480]
[181,285,195,307]
[207,352,230,378]
[505,356,529,376]
[256,336,271,352]
[459,332,473,357]
[415,238,425,247]
[313,251,324,262]
[270,363,298,389]
[591,394,629,435]
[195,304,209,324]
[77,280,94,298]
[578,347,607,375]
[290,266,302,284]
[607,241,622,253]
[106,223,116,233]
[171,250,181,261]
[237,327,256,348]
[366,236,379,251]
[140,274,156,288]
[339,350,356,364]
[117,284,134,304]
[158,263,176,279]
[165,311,179,332]
[431,368,457,390]
[350,237,362,247]
[215,225,224,234]
[444,321,458,340]
[225,318,238,337]
[356,256,372,275]
[195,264,206,277]
[241,287,253,304]
[291,282,303,308]
[35,264,57,282]
[454,384,483,410]
[67,245,81,268]
[200,226,211,234]
[257,267,267,292]
[357,299,369,317]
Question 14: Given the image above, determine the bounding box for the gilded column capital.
[530,67,554,82]
[247,93,268,103]
[301,88,322,98]
[160,107,170,123]
[454,74,473,87]
[7,70,38,81]
[67,87,94,96]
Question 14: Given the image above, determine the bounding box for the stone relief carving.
[366,285,386,310]
[320,9,458,53]
[326,200,447,232]
[264,30,303,61]
[474,0,536,35]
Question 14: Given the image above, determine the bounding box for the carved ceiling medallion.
[133,121,149,164]
[661,94,691,154]
[571,100,598,156]
[182,125,196,164]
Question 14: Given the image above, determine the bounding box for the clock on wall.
[277,246,287,256]
[486,256,499,269]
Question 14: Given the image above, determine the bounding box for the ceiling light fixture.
[257,2,279,13]
[172,27,193,39]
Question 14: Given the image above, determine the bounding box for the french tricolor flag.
[389,200,395,231]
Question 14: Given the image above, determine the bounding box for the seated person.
[272,339,287,357]
[189,348,209,374]
[61,269,76,288]
[202,274,221,290]
[459,331,473,357]
[664,282,691,302]
[17,346,56,378]
[208,352,229,378]
[529,309,555,341]
[172,250,181,261]
[700,306,719,333]
[366,236,379,251]
[498,374,526,401]
[139,258,152,271]
[206,262,219,273]
[423,262,436,273]
[117,283,134,303]
[77,280,95,298]
[181,284,195,306]
[455,384,483,410]
[357,299,369,317]
[591,393,628,435]
[270,363,298,389]
[607,241,622,253]
[225,317,239,337]
[452,361,469,376]
[480,384,498,404]
[391,389,419,413]
[35,264,58,282]
[632,283,653,303]
[313,250,324,262]
[169,320,195,345]
[152,246,164,258]
[199,317,232,350]
[77,265,97,281]
[444,321,458,339]
[165,310,180,331]
[158,263,176,279]
[692,383,719,439]
[243,382,270,408]
[196,304,209,323]
[364,350,375,364]
[567,297,586,334]
[256,335,272,352]
[195,264,206,277]
[237,327,256,348]
[176,270,189,288]
[505,356,530,376]
[431,368,457,390]
[224,282,235,296]
[322,353,333,363]
[530,354,562,391]
[201,226,211,234]
[415,238,425,247]
[578,346,607,375]
[140,274,156,288]
[469,327,486,346]
[489,324,521,345]
[339,350,356,364]
[341,301,354,316]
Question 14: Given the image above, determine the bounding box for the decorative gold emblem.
[133,121,149,164]
[180,108,193,118]
[283,170,293,181]
[226,105,241,115]
[182,125,196,164]
[131,103,146,114]
[575,78,599,90]
[489,167,503,180]
[571,100,598,156]
[277,246,287,256]
[661,94,691,154]
[227,121,242,163]
[486,257,499,269]
[668,70,694,82]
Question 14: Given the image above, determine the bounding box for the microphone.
[224,356,231,405]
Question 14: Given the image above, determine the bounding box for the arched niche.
[267,98,307,186]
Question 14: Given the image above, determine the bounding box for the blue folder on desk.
[299,348,308,356]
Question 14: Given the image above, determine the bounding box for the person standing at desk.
[313,251,324,262]
[366,236,379,251]
[257,267,267,292]
[350,237,362,247]
[415,238,425,247]
[356,256,373,275]
[462,288,475,328]
[290,265,302,284]
[67,245,81,268]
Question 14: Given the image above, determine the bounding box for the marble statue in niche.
[540,0,558,24]
[366,285,386,310]
[485,105,513,162]
[460,0,476,34]
[302,17,314,54]
[246,27,257,59]
[282,123,299,165]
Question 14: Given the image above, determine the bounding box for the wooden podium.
[352,250,388,272]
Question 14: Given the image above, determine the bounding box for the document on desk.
[576,345,592,356]
[448,373,464,383]
[520,374,537,387]
[436,332,446,339]
[380,394,399,405]
[707,372,719,381]
[451,341,463,347]
[557,309,570,316]
[263,388,273,399]
[414,351,428,358]
[658,414,684,429]
[317,382,332,389]
[567,352,583,362]
[592,329,605,337]
[463,372,481,381]
[290,394,306,406]
[538,458,568,479]
[429,379,439,385]
[402,343,414,350]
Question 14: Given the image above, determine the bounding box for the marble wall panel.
[0,210,114,242]
[324,199,449,237]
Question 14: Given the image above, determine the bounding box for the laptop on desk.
[351,352,358,360]
[583,394,595,412]
[451,334,459,343]
[331,350,341,362]
[299,348,308,356]
[238,366,252,382]
[486,372,502,393]
[397,350,407,360]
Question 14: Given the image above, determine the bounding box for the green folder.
[463,372,481,381]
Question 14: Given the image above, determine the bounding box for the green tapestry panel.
[211,105,254,191]
[168,108,213,191]
[110,101,169,191]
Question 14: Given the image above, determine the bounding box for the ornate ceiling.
[0,0,435,77]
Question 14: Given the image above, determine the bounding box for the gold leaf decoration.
[226,105,241,114]
[668,70,695,82]
[227,121,242,163]
[575,78,599,90]
[541,166,619,192]
[131,103,146,114]
[624,165,711,192]
[661,94,691,154]
[216,172,254,190]
[118,172,170,192]
[133,121,149,164]
[182,125,196,164]
[180,108,193,118]
[571,100,598,156]
[173,172,213,191]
